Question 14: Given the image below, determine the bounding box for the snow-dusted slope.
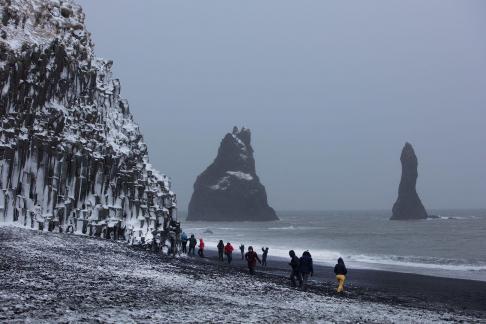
[0,0,177,244]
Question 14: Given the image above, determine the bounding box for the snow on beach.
[0,226,477,323]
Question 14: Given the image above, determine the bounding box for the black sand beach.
[1,227,485,322]
[200,248,486,317]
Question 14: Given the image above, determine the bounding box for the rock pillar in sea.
[188,127,278,221]
[391,143,428,220]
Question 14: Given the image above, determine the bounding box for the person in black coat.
[188,234,197,256]
[334,257,348,293]
[261,247,269,267]
[299,251,314,290]
[217,240,224,261]
[288,250,302,287]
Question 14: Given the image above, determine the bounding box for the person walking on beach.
[217,240,225,261]
[334,257,348,293]
[288,250,302,288]
[188,234,197,256]
[197,238,205,258]
[239,244,245,260]
[299,251,313,290]
[261,247,269,267]
[224,242,234,264]
[181,232,188,254]
[245,246,261,275]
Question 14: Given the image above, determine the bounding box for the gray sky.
[77,0,486,211]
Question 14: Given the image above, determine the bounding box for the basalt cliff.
[0,0,177,243]
[188,127,278,221]
[391,142,428,220]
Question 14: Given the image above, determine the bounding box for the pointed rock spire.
[391,142,428,220]
[188,127,278,221]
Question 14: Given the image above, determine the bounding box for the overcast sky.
[77,0,486,211]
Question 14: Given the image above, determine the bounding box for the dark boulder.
[391,143,428,220]
[188,127,278,221]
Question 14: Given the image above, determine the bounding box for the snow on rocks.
[0,0,177,244]
[188,127,278,221]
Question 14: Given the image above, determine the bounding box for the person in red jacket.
[197,238,205,258]
[244,246,261,275]
[224,242,234,264]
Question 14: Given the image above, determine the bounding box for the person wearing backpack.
[299,251,314,290]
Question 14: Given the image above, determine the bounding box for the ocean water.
[181,209,486,281]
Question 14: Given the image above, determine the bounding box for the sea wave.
[345,254,486,272]
[244,245,486,273]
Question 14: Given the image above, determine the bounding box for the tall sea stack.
[391,143,428,220]
[0,0,177,243]
[188,127,278,221]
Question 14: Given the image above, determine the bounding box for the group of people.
[217,240,235,264]
[180,232,348,293]
[180,232,205,257]
[287,250,348,292]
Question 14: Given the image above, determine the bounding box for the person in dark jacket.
[334,257,348,293]
[180,232,188,254]
[299,251,314,290]
[217,240,225,261]
[288,250,302,287]
[245,246,261,275]
[188,234,197,256]
[239,244,245,260]
[224,242,234,264]
[261,247,269,267]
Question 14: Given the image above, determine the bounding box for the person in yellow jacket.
[333,257,348,293]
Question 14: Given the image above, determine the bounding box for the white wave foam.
[345,254,486,272]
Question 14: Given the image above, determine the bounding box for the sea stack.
[0,0,177,243]
[391,143,428,220]
[188,127,278,221]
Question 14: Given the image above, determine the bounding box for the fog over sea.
[182,209,486,282]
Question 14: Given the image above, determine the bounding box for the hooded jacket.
[217,240,224,251]
[334,258,347,275]
[199,239,205,250]
[299,252,314,274]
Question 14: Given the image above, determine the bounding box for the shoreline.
[195,247,486,316]
[1,226,485,321]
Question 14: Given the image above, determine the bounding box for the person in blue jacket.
[180,232,188,254]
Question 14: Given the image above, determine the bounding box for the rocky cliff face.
[0,0,177,244]
[391,143,428,220]
[188,127,278,221]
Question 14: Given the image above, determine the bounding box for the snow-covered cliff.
[0,0,177,244]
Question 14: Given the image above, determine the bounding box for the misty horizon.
[78,0,486,211]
